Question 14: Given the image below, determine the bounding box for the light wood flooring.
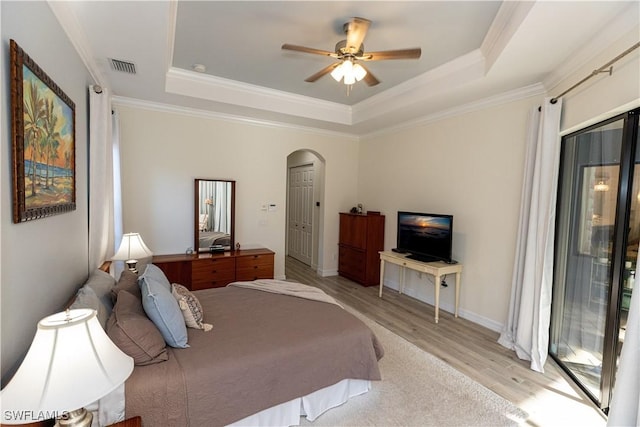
[285,256,608,427]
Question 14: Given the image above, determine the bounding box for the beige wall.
[1,2,93,382]
[116,106,359,279]
[358,96,541,330]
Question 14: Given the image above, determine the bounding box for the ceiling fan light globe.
[342,60,356,84]
[330,63,345,82]
[342,59,353,74]
[353,63,367,81]
[343,73,356,85]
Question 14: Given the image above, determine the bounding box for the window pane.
[550,118,625,402]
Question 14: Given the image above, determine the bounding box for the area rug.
[300,306,528,426]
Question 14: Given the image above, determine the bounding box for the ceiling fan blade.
[360,64,380,86]
[305,63,340,82]
[345,17,371,53]
[362,48,422,61]
[282,44,334,57]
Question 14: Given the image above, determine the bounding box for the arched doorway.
[286,150,325,271]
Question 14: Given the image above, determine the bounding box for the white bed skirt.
[94,378,370,426]
[228,379,371,427]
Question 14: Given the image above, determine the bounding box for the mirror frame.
[194,178,236,252]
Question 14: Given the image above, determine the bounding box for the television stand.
[378,251,463,323]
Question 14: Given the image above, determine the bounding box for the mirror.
[195,179,235,252]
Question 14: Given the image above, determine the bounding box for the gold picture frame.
[10,40,76,223]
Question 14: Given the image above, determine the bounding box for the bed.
[72,266,384,426]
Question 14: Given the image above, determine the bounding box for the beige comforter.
[125,284,383,426]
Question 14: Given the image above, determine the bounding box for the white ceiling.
[51,1,639,136]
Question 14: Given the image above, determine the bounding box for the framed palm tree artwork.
[10,40,76,223]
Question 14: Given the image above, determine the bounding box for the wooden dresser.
[338,212,385,287]
[152,248,275,290]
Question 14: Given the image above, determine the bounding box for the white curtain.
[111,110,124,278]
[607,250,639,426]
[498,98,563,373]
[88,86,114,271]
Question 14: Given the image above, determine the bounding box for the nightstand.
[108,416,142,427]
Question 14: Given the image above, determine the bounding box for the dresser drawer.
[236,265,274,281]
[191,257,236,290]
[236,253,275,281]
[338,245,366,282]
[236,253,274,268]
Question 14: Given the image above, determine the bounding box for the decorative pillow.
[84,269,117,315]
[172,284,212,331]
[139,264,171,292]
[111,269,140,303]
[107,290,168,366]
[140,270,189,348]
[70,286,109,329]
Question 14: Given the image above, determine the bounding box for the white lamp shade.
[112,233,153,261]
[0,309,133,423]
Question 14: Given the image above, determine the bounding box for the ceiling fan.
[282,17,421,89]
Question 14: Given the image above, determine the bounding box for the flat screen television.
[396,211,454,263]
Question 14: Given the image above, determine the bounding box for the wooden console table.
[378,251,463,323]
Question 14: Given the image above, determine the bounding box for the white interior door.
[288,164,314,265]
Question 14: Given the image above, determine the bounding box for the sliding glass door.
[550,109,639,410]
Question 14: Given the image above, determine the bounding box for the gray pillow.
[70,286,109,328]
[107,290,168,366]
[85,269,116,314]
[140,266,188,348]
[111,269,140,303]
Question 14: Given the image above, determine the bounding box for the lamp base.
[125,259,139,274]
[55,408,92,427]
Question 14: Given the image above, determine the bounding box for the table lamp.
[0,309,134,426]
[112,232,153,273]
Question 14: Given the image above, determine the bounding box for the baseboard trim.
[318,268,338,277]
[382,280,503,333]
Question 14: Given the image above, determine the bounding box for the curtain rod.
[548,41,640,105]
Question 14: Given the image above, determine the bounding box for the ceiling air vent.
[109,58,136,74]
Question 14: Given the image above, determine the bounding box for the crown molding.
[165,0,178,74]
[362,82,546,139]
[543,3,640,94]
[165,48,491,128]
[111,95,359,140]
[481,1,535,73]
[47,0,107,87]
[352,49,486,124]
[165,67,353,125]
[113,81,546,141]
